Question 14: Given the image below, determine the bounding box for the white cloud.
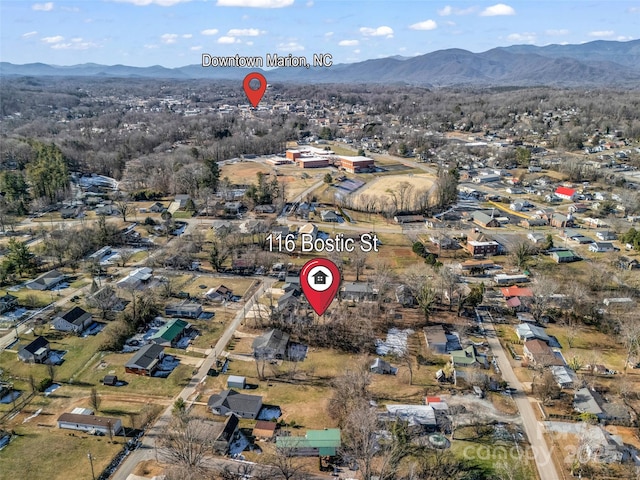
[190,45,203,51]
[324,31,334,37]
[51,38,98,50]
[306,0,313,6]
[480,3,515,16]
[217,36,239,44]
[182,34,193,39]
[201,29,219,36]
[588,30,615,37]
[507,32,536,43]
[161,33,179,44]
[41,35,64,44]
[359,26,394,38]
[277,41,304,51]
[22,31,39,38]
[245,41,254,46]
[409,19,437,31]
[216,0,294,7]
[32,2,54,11]
[227,28,262,36]
[617,35,633,41]
[144,44,159,49]
[546,29,569,36]
[60,6,79,12]
[112,0,192,6]
[353,49,360,54]
[438,5,475,16]
[628,7,640,13]
[338,39,359,46]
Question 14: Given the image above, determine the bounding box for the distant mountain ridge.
[2,39,639,87]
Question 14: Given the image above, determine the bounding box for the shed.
[103,375,118,386]
[227,375,246,389]
[253,420,277,439]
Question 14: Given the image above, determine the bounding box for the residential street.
[480,310,561,480]
[111,277,274,480]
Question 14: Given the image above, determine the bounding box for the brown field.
[352,173,435,205]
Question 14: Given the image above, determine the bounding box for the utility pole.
[87,452,95,480]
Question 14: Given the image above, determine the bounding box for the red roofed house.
[554,186,577,201]
[500,286,534,298]
[425,396,441,405]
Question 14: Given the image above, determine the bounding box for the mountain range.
[2,39,639,87]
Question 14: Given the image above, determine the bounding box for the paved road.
[480,311,561,480]
[111,277,274,480]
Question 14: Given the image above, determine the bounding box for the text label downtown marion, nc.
[201,53,333,69]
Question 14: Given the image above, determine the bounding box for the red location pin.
[243,72,267,108]
[300,258,341,316]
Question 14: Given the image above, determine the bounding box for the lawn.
[75,350,194,398]
[181,276,256,299]
[0,330,105,384]
[0,426,124,480]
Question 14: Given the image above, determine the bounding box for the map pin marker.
[300,258,341,316]
[243,72,267,108]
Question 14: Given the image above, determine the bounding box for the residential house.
[253,329,290,360]
[550,365,576,389]
[57,413,122,435]
[207,390,263,419]
[275,429,341,456]
[125,343,165,376]
[596,230,618,242]
[554,186,577,201]
[395,285,416,306]
[88,246,112,262]
[164,300,202,319]
[423,325,447,354]
[521,218,548,228]
[51,307,93,334]
[515,324,550,343]
[523,339,563,367]
[384,405,437,431]
[589,242,618,253]
[209,414,240,454]
[149,319,190,347]
[527,233,545,244]
[550,250,580,263]
[26,269,65,291]
[370,358,398,375]
[495,275,530,286]
[500,286,533,298]
[574,387,605,419]
[116,267,153,289]
[450,345,487,368]
[320,210,340,222]
[581,425,629,464]
[149,202,167,213]
[0,294,18,314]
[298,223,318,241]
[17,336,50,363]
[223,201,243,216]
[340,282,376,302]
[618,256,640,270]
[205,285,233,302]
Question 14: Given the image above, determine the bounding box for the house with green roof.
[550,250,581,263]
[450,345,488,368]
[276,428,341,456]
[150,319,190,347]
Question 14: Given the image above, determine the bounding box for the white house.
[589,242,618,253]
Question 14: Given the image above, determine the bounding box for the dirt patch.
[352,173,435,207]
[133,460,165,478]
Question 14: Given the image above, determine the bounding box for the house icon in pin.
[312,270,328,285]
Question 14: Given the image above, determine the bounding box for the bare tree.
[114,193,133,223]
[87,285,120,319]
[267,444,305,480]
[342,404,381,480]
[619,317,640,373]
[89,387,101,412]
[529,276,558,323]
[438,266,459,311]
[159,415,216,472]
[511,242,532,270]
[350,246,368,282]
[118,248,134,267]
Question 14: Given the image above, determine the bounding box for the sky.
[1,0,639,68]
